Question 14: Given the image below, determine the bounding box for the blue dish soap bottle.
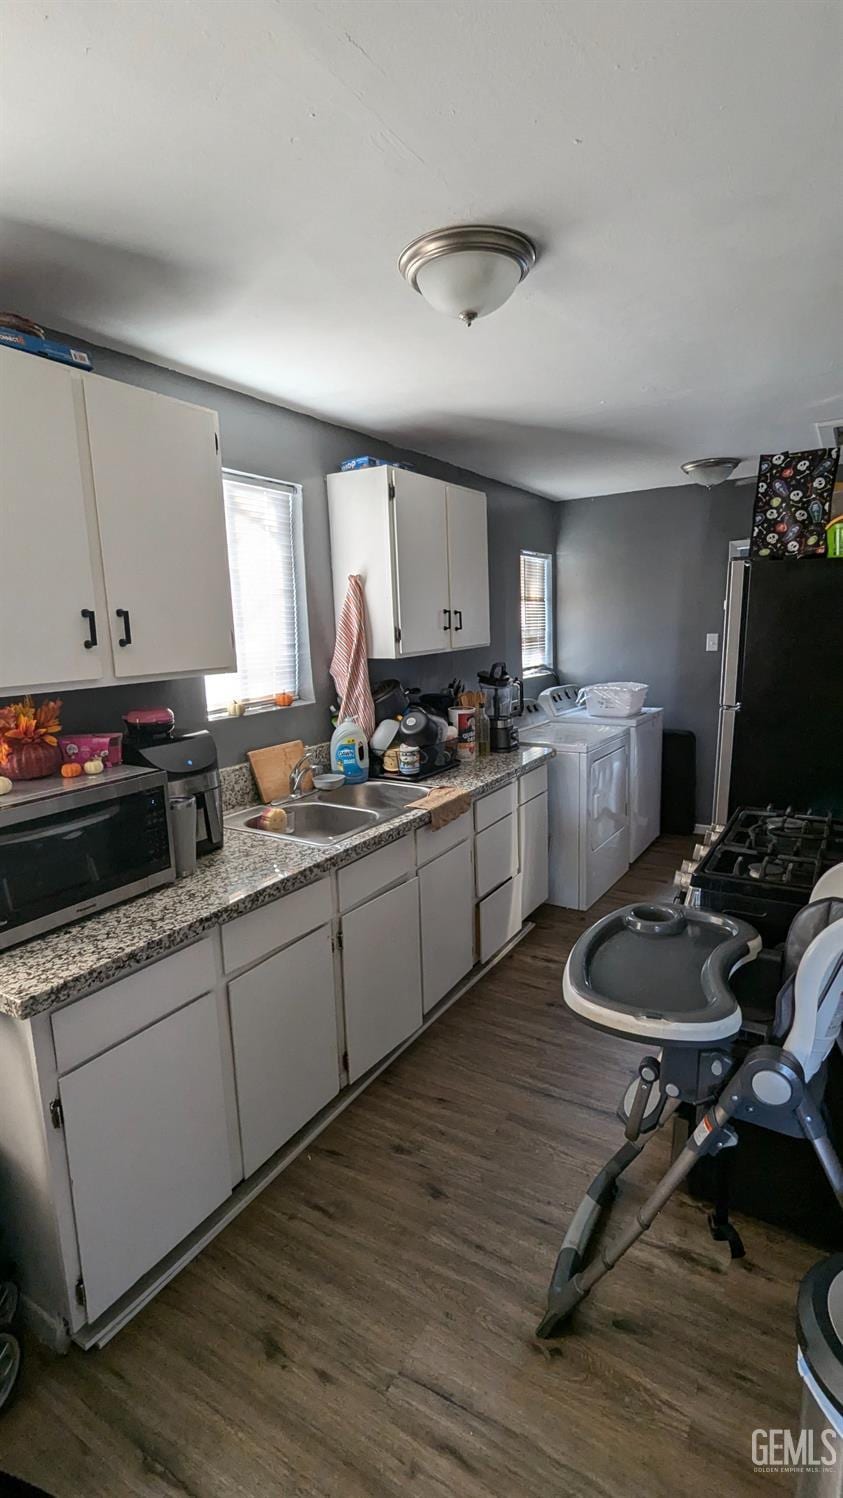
[329,719,369,783]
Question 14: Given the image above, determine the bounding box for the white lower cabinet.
[474,811,518,898]
[58,991,232,1322]
[1,766,555,1348]
[419,839,474,1013]
[477,875,523,964]
[341,877,422,1083]
[229,924,340,1177]
[520,792,550,917]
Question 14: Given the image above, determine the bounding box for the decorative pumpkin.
[274,692,295,707]
[0,739,62,781]
[83,758,105,775]
[61,762,83,778]
[0,776,12,797]
[0,696,63,781]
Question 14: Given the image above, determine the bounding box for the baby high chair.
[536,881,843,1340]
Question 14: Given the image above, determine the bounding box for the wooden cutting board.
[247,740,312,804]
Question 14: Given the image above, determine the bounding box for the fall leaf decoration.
[0,696,63,748]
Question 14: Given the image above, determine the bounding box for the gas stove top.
[688,806,843,942]
[699,807,843,891]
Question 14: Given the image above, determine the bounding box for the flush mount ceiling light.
[680,457,742,488]
[398,224,537,326]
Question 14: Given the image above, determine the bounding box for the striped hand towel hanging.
[330,574,376,740]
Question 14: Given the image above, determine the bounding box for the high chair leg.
[538,1091,748,1338]
[536,1097,681,1340]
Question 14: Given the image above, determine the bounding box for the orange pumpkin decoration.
[274,692,295,707]
[61,762,83,778]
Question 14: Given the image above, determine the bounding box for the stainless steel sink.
[224,781,429,848]
[328,781,429,812]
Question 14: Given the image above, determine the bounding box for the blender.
[478,662,523,752]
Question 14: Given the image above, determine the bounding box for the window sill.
[206,698,315,723]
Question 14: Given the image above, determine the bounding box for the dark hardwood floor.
[0,836,818,1497]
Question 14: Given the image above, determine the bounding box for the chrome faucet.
[289,754,324,798]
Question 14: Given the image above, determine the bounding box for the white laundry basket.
[577,683,649,718]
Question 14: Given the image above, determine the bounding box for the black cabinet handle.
[81,608,97,649]
[116,608,132,647]
[454,609,463,632]
[443,608,451,630]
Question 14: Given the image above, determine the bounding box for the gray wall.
[556,480,756,823]
[21,333,556,763]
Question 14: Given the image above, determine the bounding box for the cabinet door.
[83,375,235,678]
[59,992,231,1322]
[391,470,450,655]
[475,812,518,898]
[419,839,475,1013]
[341,877,422,1082]
[446,484,490,649]
[477,875,522,963]
[229,925,339,1177]
[519,792,549,917]
[0,349,104,692]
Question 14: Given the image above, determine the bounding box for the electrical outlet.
[706,632,719,652]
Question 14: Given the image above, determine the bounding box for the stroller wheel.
[0,1283,19,1327]
[0,1328,22,1412]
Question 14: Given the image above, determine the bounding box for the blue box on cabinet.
[0,328,93,370]
[339,455,415,472]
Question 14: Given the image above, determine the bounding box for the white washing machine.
[519,699,630,910]
[538,687,663,863]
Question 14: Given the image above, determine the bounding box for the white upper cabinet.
[0,351,235,693]
[391,470,451,654]
[445,483,490,649]
[0,349,105,693]
[327,465,490,659]
[83,375,235,679]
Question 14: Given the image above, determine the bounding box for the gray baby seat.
[537,895,843,1339]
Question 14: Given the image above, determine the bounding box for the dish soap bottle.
[329,719,369,783]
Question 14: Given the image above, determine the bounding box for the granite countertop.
[0,746,553,1021]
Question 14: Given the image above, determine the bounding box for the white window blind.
[205,472,302,715]
[520,551,553,672]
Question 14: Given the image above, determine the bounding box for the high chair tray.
[563,902,761,1045]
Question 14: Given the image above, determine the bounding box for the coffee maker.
[122,709,223,854]
[478,662,523,753]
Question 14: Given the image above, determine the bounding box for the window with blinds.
[205,472,304,715]
[520,551,553,673]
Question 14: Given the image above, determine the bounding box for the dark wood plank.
[0,837,817,1498]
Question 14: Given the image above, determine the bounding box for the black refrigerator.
[713,558,843,819]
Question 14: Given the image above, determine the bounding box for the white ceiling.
[1,0,840,499]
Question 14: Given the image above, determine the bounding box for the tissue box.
[59,733,122,768]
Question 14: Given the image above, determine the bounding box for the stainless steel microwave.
[0,766,176,950]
